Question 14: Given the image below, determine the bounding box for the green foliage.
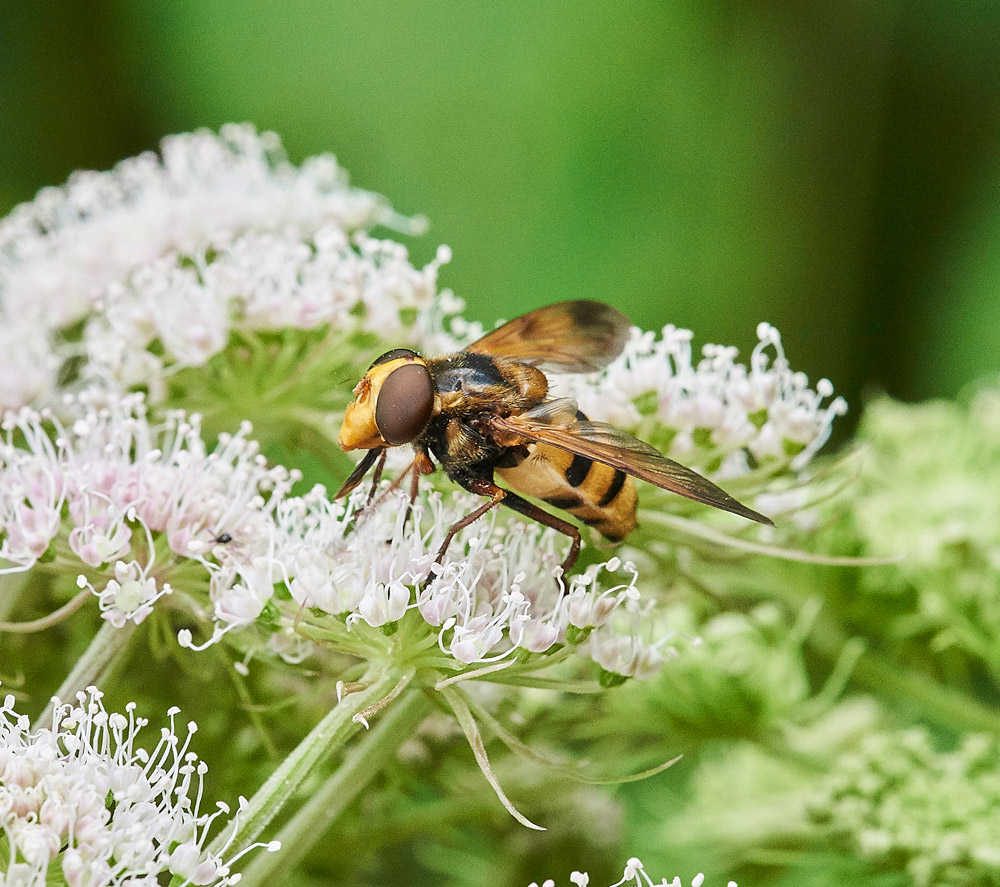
[812,729,1000,887]
[818,385,1000,684]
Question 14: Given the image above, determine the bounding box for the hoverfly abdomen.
[495,430,639,543]
[564,453,593,487]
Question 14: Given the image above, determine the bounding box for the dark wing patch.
[464,300,630,373]
[489,409,773,526]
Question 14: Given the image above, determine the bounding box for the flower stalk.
[208,664,416,859]
[239,677,432,883]
[34,619,137,728]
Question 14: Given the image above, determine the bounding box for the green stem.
[239,679,431,883]
[0,588,92,632]
[641,510,898,566]
[34,620,137,728]
[0,570,29,622]
[210,665,413,859]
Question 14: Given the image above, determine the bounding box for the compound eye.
[370,348,420,370]
[375,363,434,445]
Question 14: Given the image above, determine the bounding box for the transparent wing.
[464,300,631,373]
[491,407,773,526]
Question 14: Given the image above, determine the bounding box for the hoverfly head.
[338,349,436,450]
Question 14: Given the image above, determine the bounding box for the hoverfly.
[335,300,772,579]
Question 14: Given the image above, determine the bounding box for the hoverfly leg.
[371,459,416,507]
[490,490,582,583]
[366,449,388,505]
[404,450,435,529]
[421,478,507,590]
[405,466,420,528]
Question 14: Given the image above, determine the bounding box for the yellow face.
[338,352,438,451]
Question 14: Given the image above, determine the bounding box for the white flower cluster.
[0,125,458,411]
[0,124,390,330]
[529,857,737,887]
[0,687,277,887]
[812,728,1000,887]
[0,394,665,678]
[0,394,297,629]
[83,231,458,394]
[552,322,846,478]
[261,485,666,677]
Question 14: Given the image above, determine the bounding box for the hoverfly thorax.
[338,349,437,450]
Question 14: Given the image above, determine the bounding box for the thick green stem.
[210,665,413,859]
[0,571,29,622]
[34,620,137,728]
[239,679,431,883]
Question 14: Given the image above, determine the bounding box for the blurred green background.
[3,1,1000,426]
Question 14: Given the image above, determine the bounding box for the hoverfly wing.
[464,300,631,373]
[490,411,773,526]
[509,396,581,426]
[334,446,385,500]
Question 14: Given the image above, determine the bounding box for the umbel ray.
[335,300,772,581]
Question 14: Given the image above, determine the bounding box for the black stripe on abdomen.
[598,469,627,507]
[544,494,583,510]
[565,454,592,487]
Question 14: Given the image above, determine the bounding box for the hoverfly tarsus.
[335,300,772,582]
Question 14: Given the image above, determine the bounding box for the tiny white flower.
[590,623,666,681]
[358,580,410,627]
[551,321,846,478]
[0,319,59,410]
[0,394,298,637]
[85,560,165,628]
[0,687,277,887]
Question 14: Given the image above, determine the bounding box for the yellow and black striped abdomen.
[495,442,637,541]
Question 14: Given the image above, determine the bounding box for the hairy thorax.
[420,352,548,475]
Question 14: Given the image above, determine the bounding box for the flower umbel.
[83,231,459,402]
[0,686,278,887]
[810,728,1000,887]
[0,394,297,633]
[0,124,394,331]
[553,322,846,479]
[236,485,666,681]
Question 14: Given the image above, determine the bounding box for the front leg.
[406,448,436,527]
[366,448,388,504]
